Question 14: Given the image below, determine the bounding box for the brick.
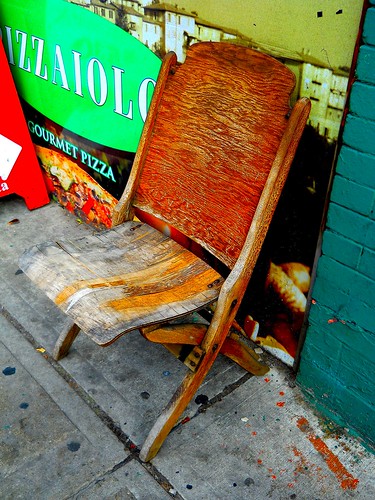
[356,45,375,83]
[314,254,375,308]
[309,313,375,357]
[330,175,375,216]
[322,229,362,268]
[336,363,375,400]
[298,359,350,411]
[312,273,350,311]
[308,302,352,333]
[365,223,375,248]
[335,146,375,189]
[302,342,341,372]
[341,341,375,377]
[343,114,375,155]
[327,203,375,248]
[350,81,375,121]
[334,390,375,444]
[342,298,375,332]
[320,329,346,355]
[309,323,343,356]
[363,8,375,46]
[341,330,375,360]
[297,358,339,400]
[349,269,375,303]
[359,247,375,279]
[307,300,345,328]
[340,329,375,354]
[307,302,375,349]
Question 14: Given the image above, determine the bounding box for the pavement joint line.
[63,455,186,500]
[0,304,135,447]
[171,371,254,433]
[64,456,134,500]
[140,461,185,500]
[1,303,184,497]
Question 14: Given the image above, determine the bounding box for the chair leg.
[53,323,80,360]
[139,336,224,462]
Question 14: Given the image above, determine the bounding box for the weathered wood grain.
[120,43,295,268]
[20,221,223,346]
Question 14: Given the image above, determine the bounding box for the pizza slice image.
[35,145,117,228]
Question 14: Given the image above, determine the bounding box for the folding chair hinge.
[183,346,205,372]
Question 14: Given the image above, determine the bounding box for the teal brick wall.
[297,4,375,449]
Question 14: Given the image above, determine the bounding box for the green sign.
[0,0,161,152]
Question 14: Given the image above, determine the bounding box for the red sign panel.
[0,40,49,209]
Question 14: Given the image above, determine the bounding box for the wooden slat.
[221,332,269,376]
[141,323,207,345]
[19,221,223,345]
[142,321,269,375]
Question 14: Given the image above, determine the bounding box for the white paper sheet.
[0,133,22,181]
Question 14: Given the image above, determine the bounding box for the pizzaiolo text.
[0,25,156,122]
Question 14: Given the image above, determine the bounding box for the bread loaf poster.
[0,0,161,228]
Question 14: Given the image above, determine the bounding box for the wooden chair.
[19,42,310,461]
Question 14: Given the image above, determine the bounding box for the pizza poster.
[0,0,161,227]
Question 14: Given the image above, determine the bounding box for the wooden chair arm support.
[224,97,312,293]
[198,98,312,361]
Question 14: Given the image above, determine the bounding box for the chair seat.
[19,221,224,346]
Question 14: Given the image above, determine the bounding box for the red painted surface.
[0,41,49,209]
[296,417,359,490]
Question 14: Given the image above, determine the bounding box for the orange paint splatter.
[257,459,263,464]
[264,377,271,383]
[279,391,285,396]
[276,401,285,407]
[252,431,257,436]
[271,475,277,480]
[296,417,359,490]
[293,447,301,457]
[328,318,338,324]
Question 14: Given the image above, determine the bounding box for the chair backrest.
[115,42,309,269]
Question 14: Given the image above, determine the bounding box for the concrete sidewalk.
[1,196,374,499]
